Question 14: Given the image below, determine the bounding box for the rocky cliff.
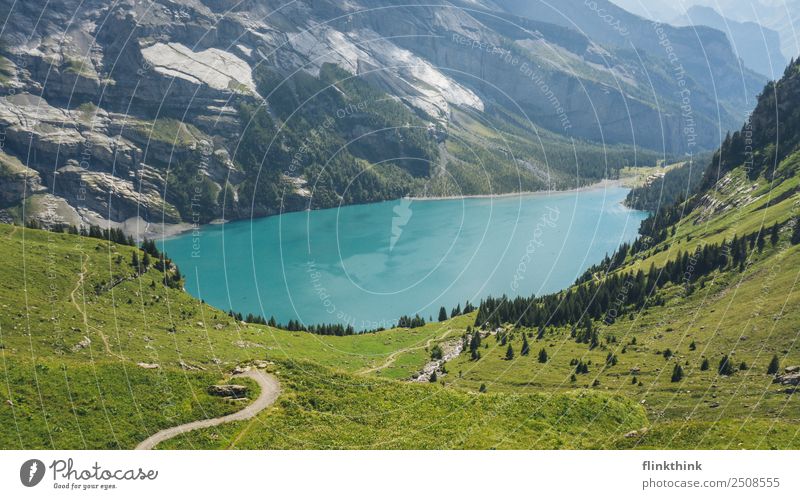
[0,0,765,236]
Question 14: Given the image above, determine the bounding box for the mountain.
[674,5,786,79]
[0,0,764,236]
[612,0,800,62]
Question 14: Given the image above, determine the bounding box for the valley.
[0,0,799,454]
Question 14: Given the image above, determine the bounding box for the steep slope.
[0,0,760,235]
[449,58,800,448]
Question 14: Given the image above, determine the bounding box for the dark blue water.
[160,186,647,330]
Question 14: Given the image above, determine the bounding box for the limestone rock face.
[0,152,47,207]
[0,0,763,232]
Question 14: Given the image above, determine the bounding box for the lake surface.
[160,186,647,330]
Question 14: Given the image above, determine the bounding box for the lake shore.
[406,178,624,201]
[153,178,627,239]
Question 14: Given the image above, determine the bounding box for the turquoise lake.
[160,186,647,330]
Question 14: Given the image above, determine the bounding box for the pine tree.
[671,364,684,382]
[538,348,548,363]
[718,355,734,376]
[521,335,530,356]
[792,218,800,245]
[689,341,696,351]
[700,358,710,371]
[505,344,515,360]
[429,371,437,383]
[770,222,780,246]
[767,355,780,375]
[131,251,139,269]
[438,307,448,322]
[469,332,481,360]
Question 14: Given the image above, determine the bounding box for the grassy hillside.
[0,223,645,449]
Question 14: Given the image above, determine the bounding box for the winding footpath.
[135,370,281,450]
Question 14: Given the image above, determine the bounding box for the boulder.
[208,384,248,398]
[774,372,800,386]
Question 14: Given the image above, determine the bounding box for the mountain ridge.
[0,0,764,236]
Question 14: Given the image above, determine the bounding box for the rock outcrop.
[208,384,248,398]
[0,0,764,234]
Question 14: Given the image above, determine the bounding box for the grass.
[157,359,646,450]
[0,224,644,449]
[1,150,798,449]
[128,118,205,147]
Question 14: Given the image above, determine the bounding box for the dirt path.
[135,370,281,450]
[358,329,454,375]
[68,251,121,359]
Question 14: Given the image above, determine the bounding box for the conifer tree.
[770,222,780,246]
[718,355,734,376]
[438,307,448,322]
[538,348,548,363]
[521,334,530,356]
[671,364,684,382]
[701,358,710,371]
[767,355,780,375]
[505,344,514,360]
[792,218,800,245]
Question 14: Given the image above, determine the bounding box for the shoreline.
[406,178,623,201]
[156,178,629,240]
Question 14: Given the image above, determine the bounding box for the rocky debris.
[233,340,264,349]
[254,360,274,369]
[71,336,92,352]
[213,324,224,330]
[709,402,720,408]
[179,361,206,371]
[774,372,800,386]
[232,365,251,375]
[136,362,160,369]
[784,366,800,373]
[624,428,647,438]
[411,337,464,383]
[5,399,13,406]
[208,384,248,398]
[630,367,641,375]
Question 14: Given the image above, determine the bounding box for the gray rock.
[208,384,248,398]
